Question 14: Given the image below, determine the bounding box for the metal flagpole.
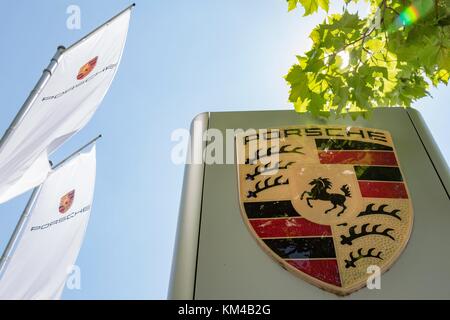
[0,46,65,154]
[0,134,102,277]
[52,134,102,170]
[64,3,136,53]
[0,186,41,279]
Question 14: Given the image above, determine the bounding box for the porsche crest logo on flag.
[59,190,75,214]
[77,56,98,80]
[236,126,413,296]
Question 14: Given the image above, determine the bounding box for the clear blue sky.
[0,0,448,299]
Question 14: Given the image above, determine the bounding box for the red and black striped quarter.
[316,139,408,199]
[244,200,342,287]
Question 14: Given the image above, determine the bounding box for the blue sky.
[0,0,448,299]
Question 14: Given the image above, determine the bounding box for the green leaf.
[437,47,450,71]
[287,0,330,15]
[294,97,310,112]
[287,0,298,12]
[299,0,319,16]
[432,69,450,85]
[310,28,321,44]
[318,0,329,12]
[337,11,360,29]
[418,45,440,69]
[371,66,389,79]
[309,92,326,112]
[286,66,310,102]
[365,38,384,53]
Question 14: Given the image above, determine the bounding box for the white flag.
[0,144,96,300]
[0,7,131,203]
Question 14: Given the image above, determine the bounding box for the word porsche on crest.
[235,125,413,296]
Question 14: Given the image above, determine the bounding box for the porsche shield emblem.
[77,56,98,80]
[236,126,413,295]
[59,190,75,214]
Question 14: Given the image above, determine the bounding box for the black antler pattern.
[245,161,295,181]
[358,203,402,221]
[245,145,303,164]
[344,248,383,268]
[247,176,289,198]
[340,223,395,245]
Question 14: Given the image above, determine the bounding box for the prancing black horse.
[300,177,351,216]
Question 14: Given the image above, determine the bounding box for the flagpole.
[0,46,66,154]
[52,134,102,170]
[0,186,41,278]
[0,134,101,278]
[65,3,136,53]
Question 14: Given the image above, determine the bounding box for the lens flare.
[399,5,421,26]
[389,0,434,31]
